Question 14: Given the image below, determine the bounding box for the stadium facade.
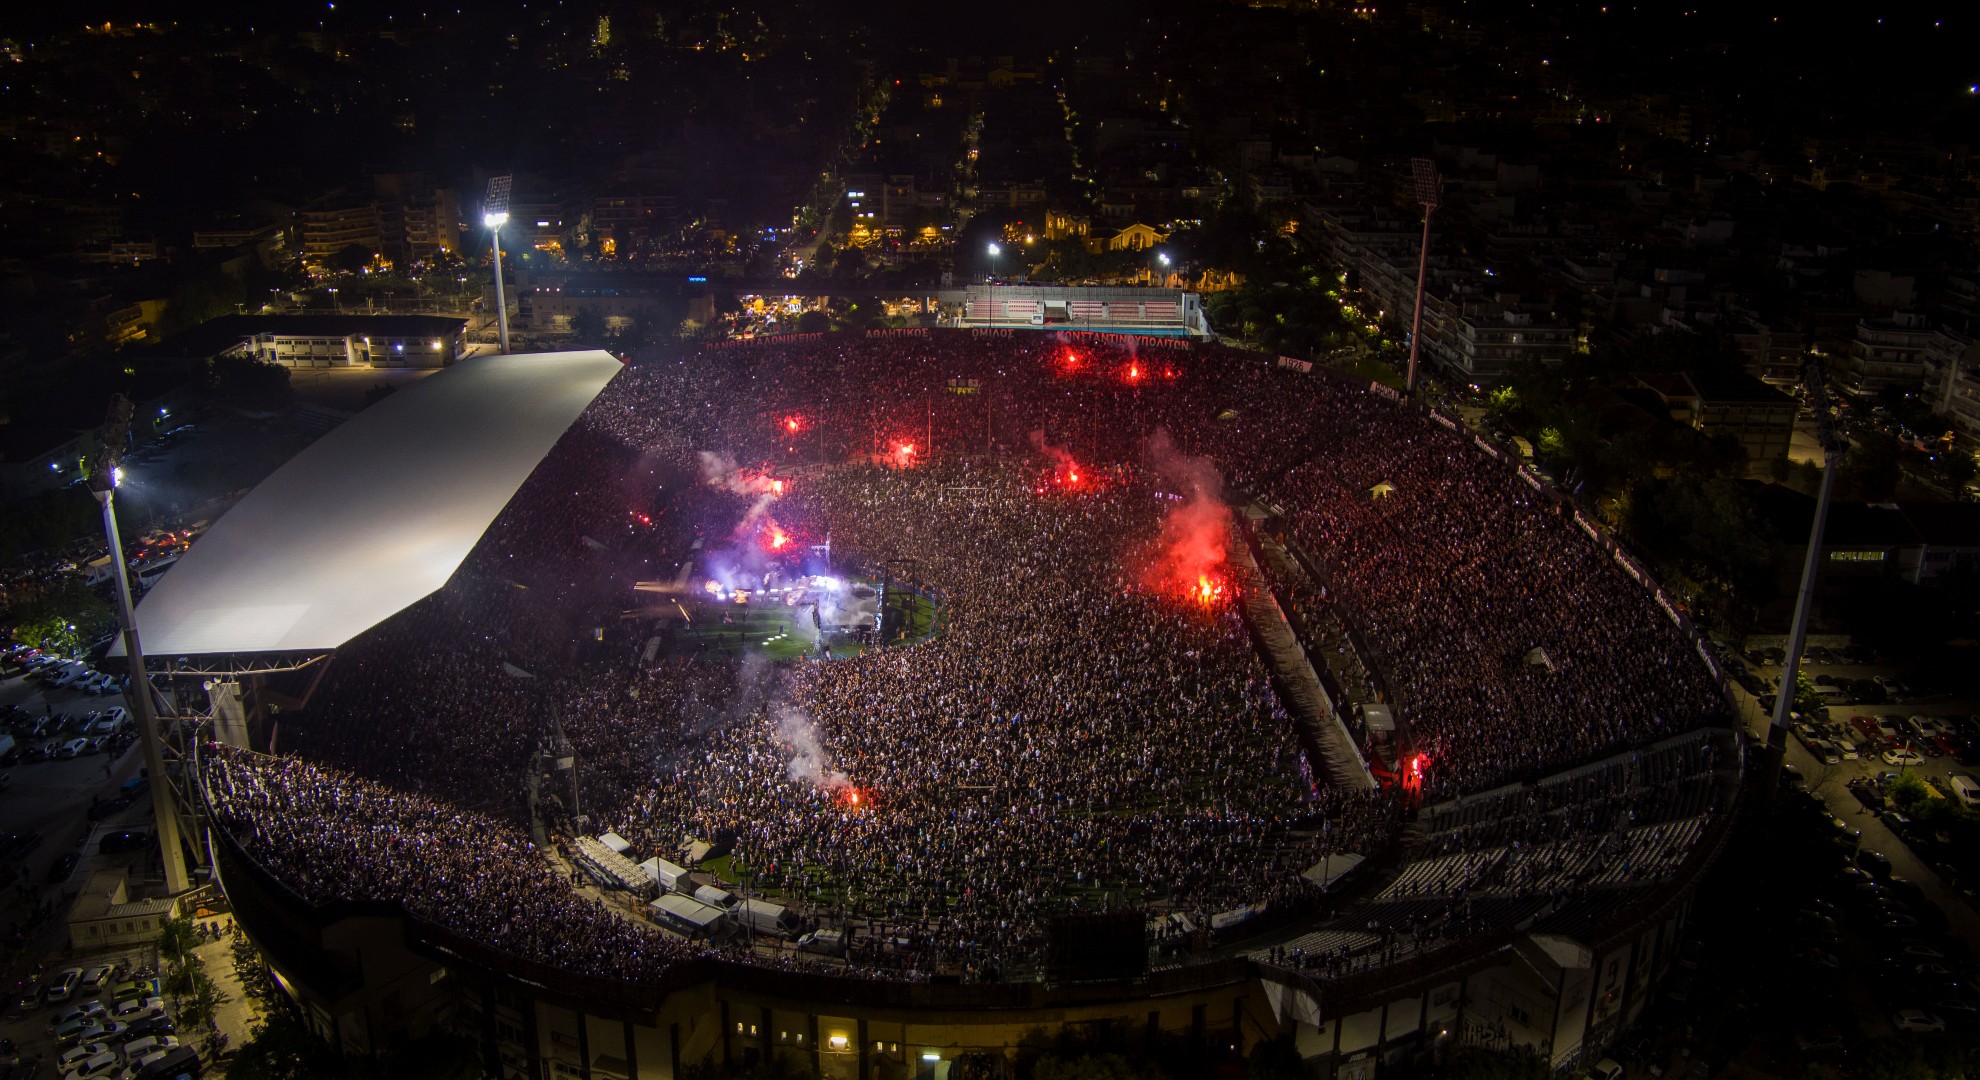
[210,755,1732,1080]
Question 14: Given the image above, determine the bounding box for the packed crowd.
[1262,404,1727,799]
[199,329,1724,984]
[204,746,701,982]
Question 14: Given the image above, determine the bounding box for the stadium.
[136,328,1741,1080]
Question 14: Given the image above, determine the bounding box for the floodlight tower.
[484,175,514,355]
[1760,354,1849,797]
[88,395,191,895]
[1405,157,1441,395]
[986,242,1002,327]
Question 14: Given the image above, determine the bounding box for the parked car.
[47,850,80,882]
[118,1035,178,1061]
[72,1018,127,1044]
[1884,748,1927,767]
[44,967,83,1004]
[112,996,163,1021]
[65,1048,119,1079]
[87,793,136,821]
[121,1014,175,1041]
[57,1042,113,1073]
[99,830,151,854]
[1893,1009,1945,1032]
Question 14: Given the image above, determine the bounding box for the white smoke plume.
[774,704,849,791]
[697,450,783,538]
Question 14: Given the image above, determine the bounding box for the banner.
[1277,355,1314,373]
[1368,381,1402,402]
[1431,411,1459,430]
[1474,435,1500,459]
[1612,547,1646,585]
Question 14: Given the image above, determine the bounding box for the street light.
[485,175,514,355]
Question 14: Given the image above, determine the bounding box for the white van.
[1950,774,1980,809]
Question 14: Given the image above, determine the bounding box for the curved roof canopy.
[117,351,623,659]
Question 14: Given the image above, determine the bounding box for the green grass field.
[668,581,940,661]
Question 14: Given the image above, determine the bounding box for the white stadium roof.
[116,351,623,658]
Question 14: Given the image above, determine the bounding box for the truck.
[737,899,798,938]
[638,857,690,893]
[796,928,845,956]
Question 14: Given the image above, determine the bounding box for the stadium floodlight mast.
[1405,157,1441,395]
[87,395,191,895]
[1762,354,1849,796]
[485,175,514,355]
[986,242,1002,326]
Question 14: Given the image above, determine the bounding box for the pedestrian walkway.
[1226,517,1376,792]
[186,914,265,1058]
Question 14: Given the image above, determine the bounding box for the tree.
[225,1010,352,1080]
[570,306,608,344]
[0,489,102,565]
[12,580,116,656]
[793,310,830,334]
[161,270,249,335]
[1032,1052,1144,1080]
[1622,475,1781,610]
[1840,432,1902,502]
[210,356,294,412]
[332,244,372,276]
[179,968,233,1033]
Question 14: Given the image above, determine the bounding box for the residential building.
[301,196,384,266]
[0,426,90,499]
[1836,313,1963,397]
[1637,369,1797,465]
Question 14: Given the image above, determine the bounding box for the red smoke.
[1142,430,1232,604]
[764,522,791,551]
[1029,429,1090,492]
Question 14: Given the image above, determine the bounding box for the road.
[1724,667,1980,954]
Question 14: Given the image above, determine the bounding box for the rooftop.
[115,351,623,658]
